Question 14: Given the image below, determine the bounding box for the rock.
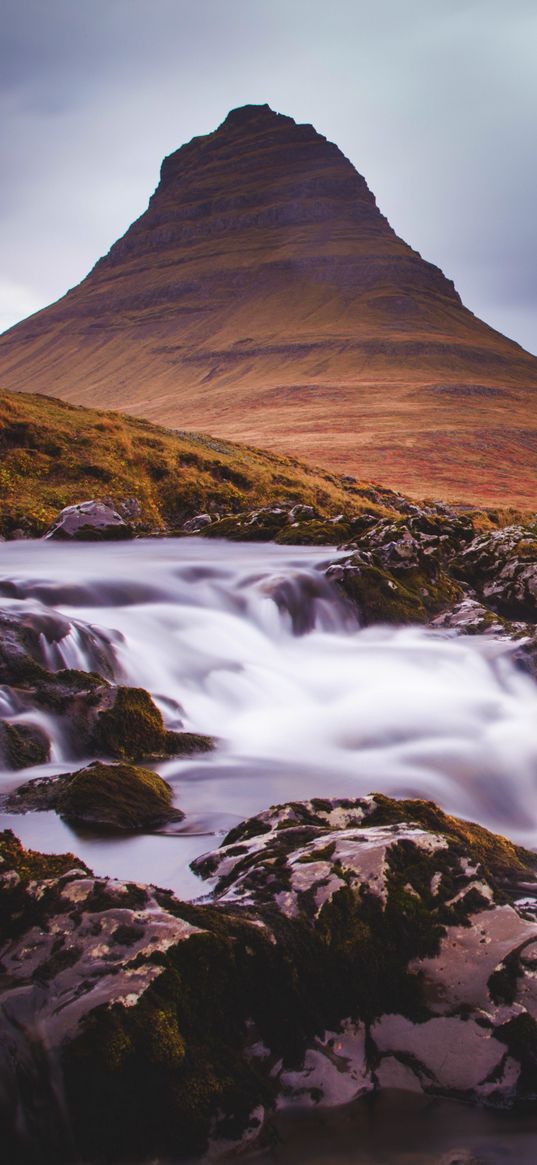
[2,796,537,1162]
[91,685,213,761]
[429,598,509,634]
[5,761,183,831]
[0,720,50,770]
[0,607,214,763]
[202,505,291,541]
[182,512,212,532]
[288,504,317,522]
[44,500,133,541]
[2,796,537,1161]
[116,497,141,520]
[323,510,477,624]
[454,524,537,620]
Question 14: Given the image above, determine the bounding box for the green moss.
[297,842,336,864]
[94,686,167,759]
[96,687,160,756]
[58,761,183,831]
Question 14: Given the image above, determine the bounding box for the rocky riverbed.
[2,794,537,1161]
[2,531,537,1162]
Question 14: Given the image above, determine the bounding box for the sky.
[1,0,536,354]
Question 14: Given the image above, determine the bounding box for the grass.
[0,388,402,538]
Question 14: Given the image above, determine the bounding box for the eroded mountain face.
[1,103,537,505]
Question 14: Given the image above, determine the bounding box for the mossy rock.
[57,762,184,831]
[365,793,537,887]
[0,720,50,769]
[331,560,462,625]
[7,762,184,832]
[275,519,349,545]
[202,509,290,541]
[333,563,427,624]
[92,686,213,761]
[0,827,87,884]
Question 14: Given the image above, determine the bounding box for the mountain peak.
[221,102,279,126]
[0,107,536,507]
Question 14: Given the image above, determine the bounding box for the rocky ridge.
[2,796,537,1161]
[1,106,537,505]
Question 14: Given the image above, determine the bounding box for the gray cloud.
[1,0,536,353]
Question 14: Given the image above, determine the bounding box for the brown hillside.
[1,104,536,506]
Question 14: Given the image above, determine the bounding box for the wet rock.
[182,512,212,532]
[91,685,213,761]
[115,497,141,521]
[2,796,537,1161]
[44,500,133,541]
[5,761,183,831]
[0,608,213,764]
[0,720,50,770]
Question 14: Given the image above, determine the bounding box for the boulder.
[5,761,183,831]
[44,500,133,541]
[0,720,50,770]
[90,684,213,761]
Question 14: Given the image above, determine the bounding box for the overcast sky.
[1,0,536,354]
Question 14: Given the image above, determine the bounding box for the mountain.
[1,103,536,506]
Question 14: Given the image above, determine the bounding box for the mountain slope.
[1,104,536,506]
[0,388,406,538]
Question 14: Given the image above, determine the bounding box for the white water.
[2,536,537,897]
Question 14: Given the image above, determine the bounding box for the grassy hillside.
[0,389,411,538]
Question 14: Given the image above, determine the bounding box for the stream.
[2,535,537,1164]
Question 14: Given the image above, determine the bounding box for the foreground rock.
[2,795,537,1162]
[5,761,184,832]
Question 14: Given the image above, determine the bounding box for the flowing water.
[2,536,537,1164]
[2,536,537,895]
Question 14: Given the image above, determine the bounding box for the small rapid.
[1,536,537,896]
